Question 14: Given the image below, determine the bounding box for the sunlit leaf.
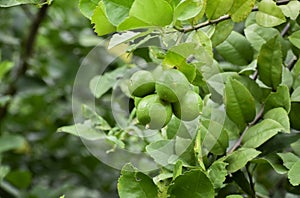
[256,0,286,27]
[206,0,233,20]
[208,160,228,189]
[244,24,279,52]
[102,0,134,26]
[288,160,300,186]
[225,148,261,173]
[280,0,300,20]
[289,30,300,49]
[229,0,255,22]
[211,20,234,47]
[91,2,116,36]
[242,119,284,148]
[79,0,99,19]
[264,108,290,133]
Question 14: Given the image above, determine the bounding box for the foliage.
[2,0,300,197]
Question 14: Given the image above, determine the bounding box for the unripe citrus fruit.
[128,70,155,97]
[172,90,203,121]
[136,94,172,129]
[155,69,190,103]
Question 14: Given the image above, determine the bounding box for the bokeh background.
[0,2,119,197]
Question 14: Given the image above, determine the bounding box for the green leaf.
[291,139,300,156]
[6,170,32,189]
[206,0,233,20]
[280,0,300,20]
[244,24,279,52]
[174,0,203,21]
[229,0,255,22]
[102,0,134,26]
[288,160,300,186]
[163,43,198,82]
[146,140,175,166]
[257,35,282,89]
[117,17,149,31]
[0,61,13,81]
[257,154,288,174]
[256,0,286,27]
[168,169,214,198]
[226,195,243,198]
[78,0,99,19]
[264,85,291,113]
[91,2,116,36]
[0,0,40,7]
[57,122,105,140]
[108,31,149,49]
[242,119,284,148]
[118,164,158,198]
[231,170,254,197]
[191,30,213,57]
[207,72,239,99]
[173,160,183,180]
[0,135,26,153]
[0,166,10,182]
[216,31,254,66]
[90,67,127,98]
[118,0,173,31]
[264,108,290,133]
[166,117,190,139]
[289,30,300,49]
[278,153,300,169]
[291,87,300,102]
[82,105,111,130]
[234,75,271,103]
[224,78,256,128]
[211,20,234,47]
[200,119,229,155]
[208,161,228,189]
[226,148,261,173]
[258,133,300,156]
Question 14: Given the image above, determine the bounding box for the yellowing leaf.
[229,0,255,22]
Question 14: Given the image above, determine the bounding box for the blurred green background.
[0,1,119,197]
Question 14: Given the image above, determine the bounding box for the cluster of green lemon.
[128,68,203,129]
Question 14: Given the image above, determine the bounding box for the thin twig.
[281,22,290,37]
[246,164,256,197]
[174,0,291,33]
[287,56,298,71]
[227,105,265,154]
[0,3,49,122]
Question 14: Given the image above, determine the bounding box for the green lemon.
[172,90,203,121]
[155,69,190,103]
[128,70,155,97]
[136,94,172,129]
